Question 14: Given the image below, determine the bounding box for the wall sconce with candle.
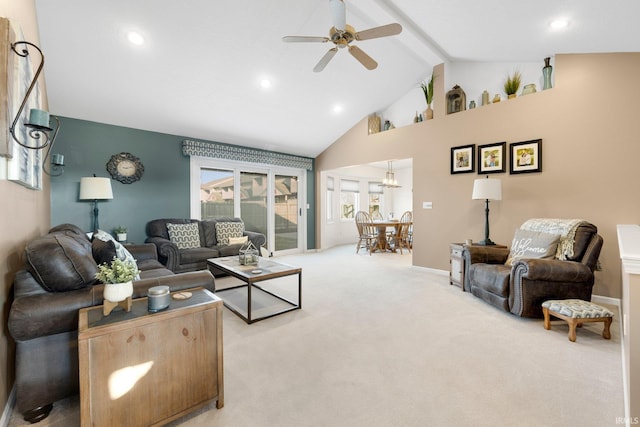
[8,41,62,173]
[43,152,65,176]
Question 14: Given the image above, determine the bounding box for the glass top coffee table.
[207,256,302,324]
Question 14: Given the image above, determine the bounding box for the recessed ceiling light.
[550,19,569,29]
[332,105,343,114]
[127,31,145,45]
[260,78,272,89]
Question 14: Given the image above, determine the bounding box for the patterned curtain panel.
[182,139,313,170]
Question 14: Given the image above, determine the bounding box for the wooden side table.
[78,287,224,427]
[449,243,465,290]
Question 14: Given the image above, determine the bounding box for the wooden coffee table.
[207,256,302,324]
[78,287,224,427]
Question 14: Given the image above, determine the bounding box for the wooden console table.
[78,287,224,427]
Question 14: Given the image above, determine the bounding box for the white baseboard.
[591,294,621,307]
[0,385,15,427]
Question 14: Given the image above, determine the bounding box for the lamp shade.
[472,178,502,200]
[79,177,113,200]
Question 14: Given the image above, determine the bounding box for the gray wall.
[51,117,316,248]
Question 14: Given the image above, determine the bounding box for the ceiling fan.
[282,0,402,72]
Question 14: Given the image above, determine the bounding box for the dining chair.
[399,211,413,248]
[355,211,379,255]
[392,211,412,254]
[391,222,411,254]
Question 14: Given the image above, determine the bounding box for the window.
[340,179,359,220]
[326,176,334,221]
[368,181,383,218]
[200,168,234,219]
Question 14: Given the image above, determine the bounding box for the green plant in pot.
[113,226,128,242]
[420,74,434,120]
[504,71,522,99]
[96,257,139,309]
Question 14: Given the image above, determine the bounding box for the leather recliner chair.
[462,221,603,318]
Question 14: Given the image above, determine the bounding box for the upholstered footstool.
[542,299,613,342]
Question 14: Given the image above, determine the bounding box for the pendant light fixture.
[380,161,401,188]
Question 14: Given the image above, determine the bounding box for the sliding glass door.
[193,158,305,255]
[240,171,268,246]
[274,174,298,252]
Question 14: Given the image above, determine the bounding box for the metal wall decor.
[106,152,144,184]
[446,85,466,114]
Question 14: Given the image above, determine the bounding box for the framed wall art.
[510,139,542,174]
[477,142,506,174]
[450,144,475,174]
[1,22,44,190]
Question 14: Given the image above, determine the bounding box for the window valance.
[182,139,313,170]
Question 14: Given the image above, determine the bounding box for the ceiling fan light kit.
[283,0,402,72]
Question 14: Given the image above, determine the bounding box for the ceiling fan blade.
[355,23,403,41]
[329,0,346,31]
[282,36,330,43]
[313,47,338,72]
[348,45,377,70]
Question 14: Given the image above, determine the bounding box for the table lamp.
[472,176,502,245]
[79,177,113,232]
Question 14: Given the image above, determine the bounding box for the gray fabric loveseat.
[145,217,266,273]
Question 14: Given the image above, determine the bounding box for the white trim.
[591,294,621,307]
[0,385,16,427]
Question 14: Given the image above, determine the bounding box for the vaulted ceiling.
[34,0,640,158]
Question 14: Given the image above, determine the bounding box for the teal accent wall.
[51,117,316,248]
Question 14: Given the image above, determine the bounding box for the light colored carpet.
[9,244,624,427]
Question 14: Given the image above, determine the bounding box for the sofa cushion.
[93,229,138,267]
[92,238,117,265]
[49,223,90,241]
[468,263,511,297]
[147,218,198,241]
[179,247,220,264]
[229,235,248,245]
[215,222,244,246]
[166,222,201,249]
[506,229,561,266]
[25,233,98,292]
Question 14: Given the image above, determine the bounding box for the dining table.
[366,220,412,253]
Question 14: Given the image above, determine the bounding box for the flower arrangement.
[113,225,127,234]
[95,257,139,284]
[420,74,434,107]
[504,71,522,97]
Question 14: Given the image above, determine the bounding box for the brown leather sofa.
[145,217,266,273]
[462,221,603,318]
[8,224,217,423]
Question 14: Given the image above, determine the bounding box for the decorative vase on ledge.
[424,105,433,120]
[543,57,553,90]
